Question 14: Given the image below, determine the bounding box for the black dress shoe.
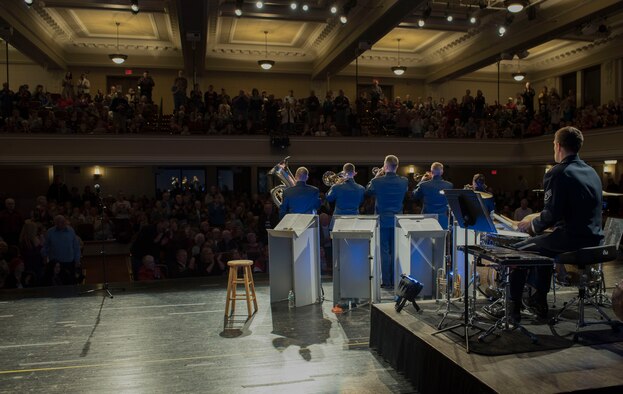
[525,293,549,319]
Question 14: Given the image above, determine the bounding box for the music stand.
[432,189,495,352]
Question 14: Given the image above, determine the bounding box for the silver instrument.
[268,156,296,207]
[322,171,346,187]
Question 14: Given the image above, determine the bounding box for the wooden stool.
[225,260,258,318]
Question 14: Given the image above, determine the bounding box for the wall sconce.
[93,166,102,179]
[408,166,415,174]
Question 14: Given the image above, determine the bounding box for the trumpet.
[323,171,347,187]
[372,166,385,177]
[414,171,432,183]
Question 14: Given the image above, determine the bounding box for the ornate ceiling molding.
[31,2,72,41]
[530,32,623,68]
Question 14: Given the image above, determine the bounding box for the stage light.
[470,16,477,24]
[446,14,453,22]
[302,4,309,11]
[498,26,507,36]
[417,18,425,27]
[256,1,263,9]
[130,0,139,14]
[340,15,347,24]
[235,0,243,16]
[330,5,338,14]
[395,274,423,313]
[290,2,298,10]
[24,0,34,6]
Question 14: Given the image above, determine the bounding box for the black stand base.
[80,283,125,298]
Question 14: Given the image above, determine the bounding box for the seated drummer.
[513,127,603,322]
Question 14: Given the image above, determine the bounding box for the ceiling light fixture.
[24,0,34,6]
[290,2,298,10]
[340,15,348,24]
[505,0,528,14]
[497,25,507,36]
[470,15,477,24]
[330,5,338,14]
[130,0,139,14]
[512,59,526,81]
[109,22,128,64]
[256,1,263,9]
[258,31,275,70]
[234,0,243,16]
[302,4,309,11]
[391,38,407,76]
[417,18,425,28]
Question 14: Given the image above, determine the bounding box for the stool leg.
[225,267,233,317]
[243,266,253,317]
[231,267,238,316]
[247,266,258,313]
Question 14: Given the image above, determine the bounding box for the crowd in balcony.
[1,72,621,137]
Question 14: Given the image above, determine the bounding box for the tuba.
[268,156,296,207]
[323,171,346,187]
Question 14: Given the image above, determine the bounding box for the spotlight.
[24,0,34,6]
[302,4,309,11]
[130,0,139,14]
[234,0,243,16]
[417,18,425,28]
[340,15,348,24]
[290,2,298,10]
[505,0,528,14]
[498,26,507,36]
[446,13,453,22]
[470,16,477,24]
[256,1,263,9]
[395,274,423,313]
[330,5,338,14]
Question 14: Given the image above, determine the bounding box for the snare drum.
[480,230,529,248]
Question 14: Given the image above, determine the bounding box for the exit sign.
[125,69,133,75]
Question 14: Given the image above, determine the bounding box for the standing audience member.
[172,70,188,112]
[0,198,24,246]
[42,215,81,285]
[76,74,91,97]
[138,71,155,103]
[47,175,70,204]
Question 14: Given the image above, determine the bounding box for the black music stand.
[432,189,495,352]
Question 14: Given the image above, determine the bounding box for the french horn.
[268,156,296,207]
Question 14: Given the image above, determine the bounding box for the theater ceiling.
[0,0,622,82]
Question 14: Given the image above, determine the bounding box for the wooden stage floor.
[0,277,414,394]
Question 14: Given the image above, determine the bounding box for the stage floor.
[0,277,414,394]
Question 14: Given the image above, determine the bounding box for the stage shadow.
[270,301,332,361]
[80,296,106,357]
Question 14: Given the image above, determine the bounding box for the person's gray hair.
[384,155,399,172]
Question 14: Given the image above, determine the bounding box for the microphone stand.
[80,184,116,298]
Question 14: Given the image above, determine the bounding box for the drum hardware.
[612,279,623,321]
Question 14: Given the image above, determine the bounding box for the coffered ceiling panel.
[229,18,310,46]
[67,10,158,39]
[374,28,456,53]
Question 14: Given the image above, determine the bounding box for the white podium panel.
[268,214,321,307]
[331,215,380,304]
[395,215,446,298]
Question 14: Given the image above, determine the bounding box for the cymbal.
[603,191,623,197]
[475,190,493,199]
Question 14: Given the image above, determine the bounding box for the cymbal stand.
[433,226,485,352]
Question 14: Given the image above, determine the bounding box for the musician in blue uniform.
[472,173,495,214]
[279,167,321,219]
[326,163,365,216]
[512,127,603,321]
[413,162,454,229]
[365,155,409,287]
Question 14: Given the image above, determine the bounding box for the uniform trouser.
[509,231,575,302]
[380,227,395,286]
